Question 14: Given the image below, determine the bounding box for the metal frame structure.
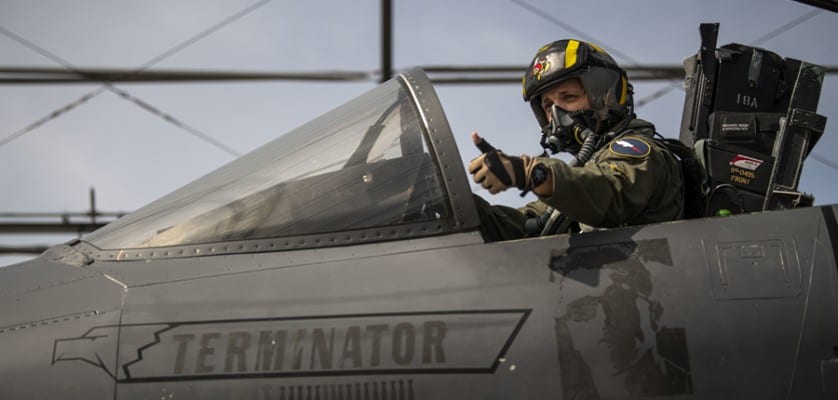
[2,0,836,255]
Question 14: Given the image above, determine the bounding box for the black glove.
[468,136,536,194]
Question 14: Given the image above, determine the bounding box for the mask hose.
[570,131,598,167]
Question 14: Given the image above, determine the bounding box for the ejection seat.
[679,23,827,217]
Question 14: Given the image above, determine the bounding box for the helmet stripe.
[588,42,608,55]
[619,75,627,105]
[565,40,579,69]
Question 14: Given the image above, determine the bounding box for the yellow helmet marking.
[565,40,579,69]
[619,76,627,105]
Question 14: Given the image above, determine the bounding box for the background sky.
[1,0,837,266]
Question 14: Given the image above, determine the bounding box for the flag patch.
[610,137,651,158]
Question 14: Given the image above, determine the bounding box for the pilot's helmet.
[522,39,633,130]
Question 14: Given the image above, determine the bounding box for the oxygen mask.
[540,105,596,155]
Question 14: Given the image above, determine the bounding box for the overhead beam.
[0,67,372,84]
[0,245,48,255]
[793,0,838,12]
[4,65,835,85]
[0,222,108,235]
[0,65,687,84]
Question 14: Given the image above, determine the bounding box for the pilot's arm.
[534,136,683,228]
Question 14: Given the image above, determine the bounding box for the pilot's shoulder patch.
[609,136,651,159]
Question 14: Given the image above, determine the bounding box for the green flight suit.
[476,119,684,241]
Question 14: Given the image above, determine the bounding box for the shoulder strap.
[656,137,709,219]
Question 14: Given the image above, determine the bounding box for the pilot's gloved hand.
[468,132,537,194]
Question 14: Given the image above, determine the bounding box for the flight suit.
[475,119,684,241]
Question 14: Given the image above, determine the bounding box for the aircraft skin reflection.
[551,239,693,398]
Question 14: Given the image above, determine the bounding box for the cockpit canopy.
[85,69,478,255]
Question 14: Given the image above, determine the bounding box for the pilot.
[469,39,685,241]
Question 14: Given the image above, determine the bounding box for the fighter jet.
[1,39,837,399]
